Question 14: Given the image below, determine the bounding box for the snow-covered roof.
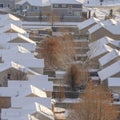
[77,17,100,30]
[0,47,35,60]
[4,57,44,68]
[108,77,120,87]
[87,44,113,59]
[50,0,82,4]
[11,97,51,108]
[0,84,47,97]
[0,14,20,21]
[99,49,120,66]
[88,36,114,49]
[88,22,104,34]
[84,0,120,8]
[98,60,120,81]
[16,0,50,6]
[0,33,35,44]
[88,36,120,50]
[0,61,40,75]
[8,75,53,92]
[0,23,27,34]
[1,102,54,120]
[88,19,120,35]
[0,20,22,27]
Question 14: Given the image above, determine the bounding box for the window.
[26,5,29,10]
[8,4,10,8]
[35,7,37,10]
[68,5,72,14]
[62,4,66,8]
[0,4,3,8]
[54,4,58,8]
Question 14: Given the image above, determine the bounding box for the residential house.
[1,102,54,120]
[0,13,21,21]
[87,36,120,69]
[88,19,120,42]
[87,44,113,69]
[0,14,22,27]
[0,33,36,52]
[15,0,51,16]
[0,61,40,86]
[0,0,19,9]
[99,49,120,68]
[0,23,28,36]
[8,75,53,97]
[108,77,120,93]
[50,0,82,17]
[98,60,120,82]
[77,17,100,36]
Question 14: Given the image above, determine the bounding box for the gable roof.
[77,17,100,30]
[87,44,113,59]
[8,75,53,92]
[88,36,114,49]
[50,0,82,4]
[0,14,20,21]
[88,36,120,50]
[11,97,51,108]
[108,77,120,87]
[16,0,50,6]
[99,49,120,66]
[0,24,27,34]
[98,60,120,81]
[0,33,35,44]
[1,102,54,120]
[88,22,104,34]
[88,19,120,35]
[0,61,40,75]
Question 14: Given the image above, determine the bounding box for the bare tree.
[36,34,75,70]
[67,82,118,120]
[60,33,76,63]
[65,64,89,91]
[37,37,65,69]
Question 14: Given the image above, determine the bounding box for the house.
[99,49,120,68]
[87,44,113,69]
[0,14,21,21]
[87,36,120,69]
[0,23,28,36]
[0,33,36,52]
[0,46,34,59]
[1,102,54,120]
[108,77,120,93]
[11,97,52,108]
[98,60,120,82]
[88,19,120,42]
[15,0,51,16]
[88,36,120,50]
[77,17,100,35]
[50,0,83,21]
[0,14,22,27]
[0,0,19,9]
[8,75,53,97]
[0,61,40,86]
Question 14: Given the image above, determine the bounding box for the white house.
[99,49,120,68]
[108,77,120,93]
[98,60,120,81]
[1,102,54,120]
